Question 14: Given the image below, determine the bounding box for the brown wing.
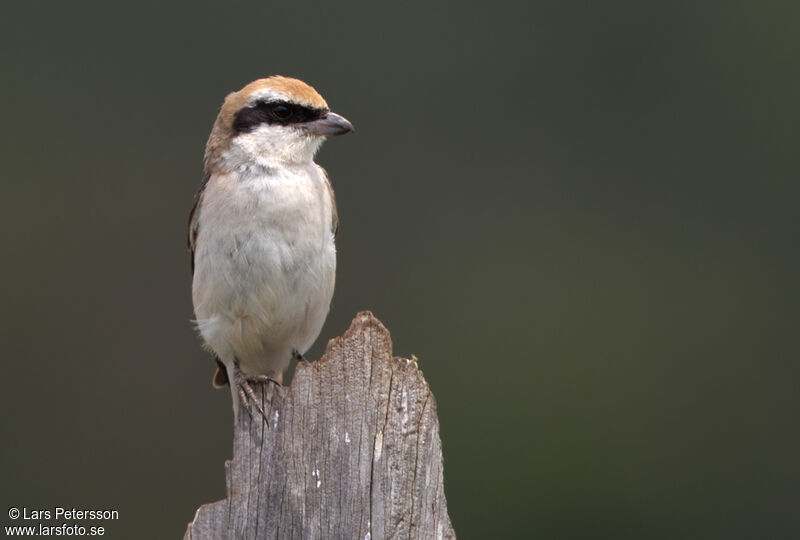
[188,172,211,275]
[318,166,339,238]
[188,172,227,387]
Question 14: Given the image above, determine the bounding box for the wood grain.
[185,311,455,539]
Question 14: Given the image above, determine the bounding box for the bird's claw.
[293,348,310,366]
[233,362,281,421]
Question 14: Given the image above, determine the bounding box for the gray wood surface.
[184,311,455,539]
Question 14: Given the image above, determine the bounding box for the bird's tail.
[227,362,240,421]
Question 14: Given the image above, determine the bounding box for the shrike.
[188,76,353,417]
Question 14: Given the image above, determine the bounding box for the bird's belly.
[193,223,335,376]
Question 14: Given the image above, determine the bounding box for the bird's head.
[205,76,353,172]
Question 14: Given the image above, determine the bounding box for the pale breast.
[192,165,335,323]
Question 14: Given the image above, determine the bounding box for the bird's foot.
[233,361,282,421]
[293,348,310,366]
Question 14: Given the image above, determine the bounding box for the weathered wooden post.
[185,311,455,539]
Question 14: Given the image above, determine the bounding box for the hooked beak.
[304,111,354,136]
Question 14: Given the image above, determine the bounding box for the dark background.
[1,1,798,538]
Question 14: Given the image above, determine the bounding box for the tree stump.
[184,311,455,539]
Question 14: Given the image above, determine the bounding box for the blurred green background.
[1,1,799,538]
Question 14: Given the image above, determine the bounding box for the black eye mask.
[232,101,328,134]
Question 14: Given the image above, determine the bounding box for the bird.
[188,76,353,418]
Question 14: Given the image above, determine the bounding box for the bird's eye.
[271,104,292,120]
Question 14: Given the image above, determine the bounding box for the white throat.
[221,126,324,172]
